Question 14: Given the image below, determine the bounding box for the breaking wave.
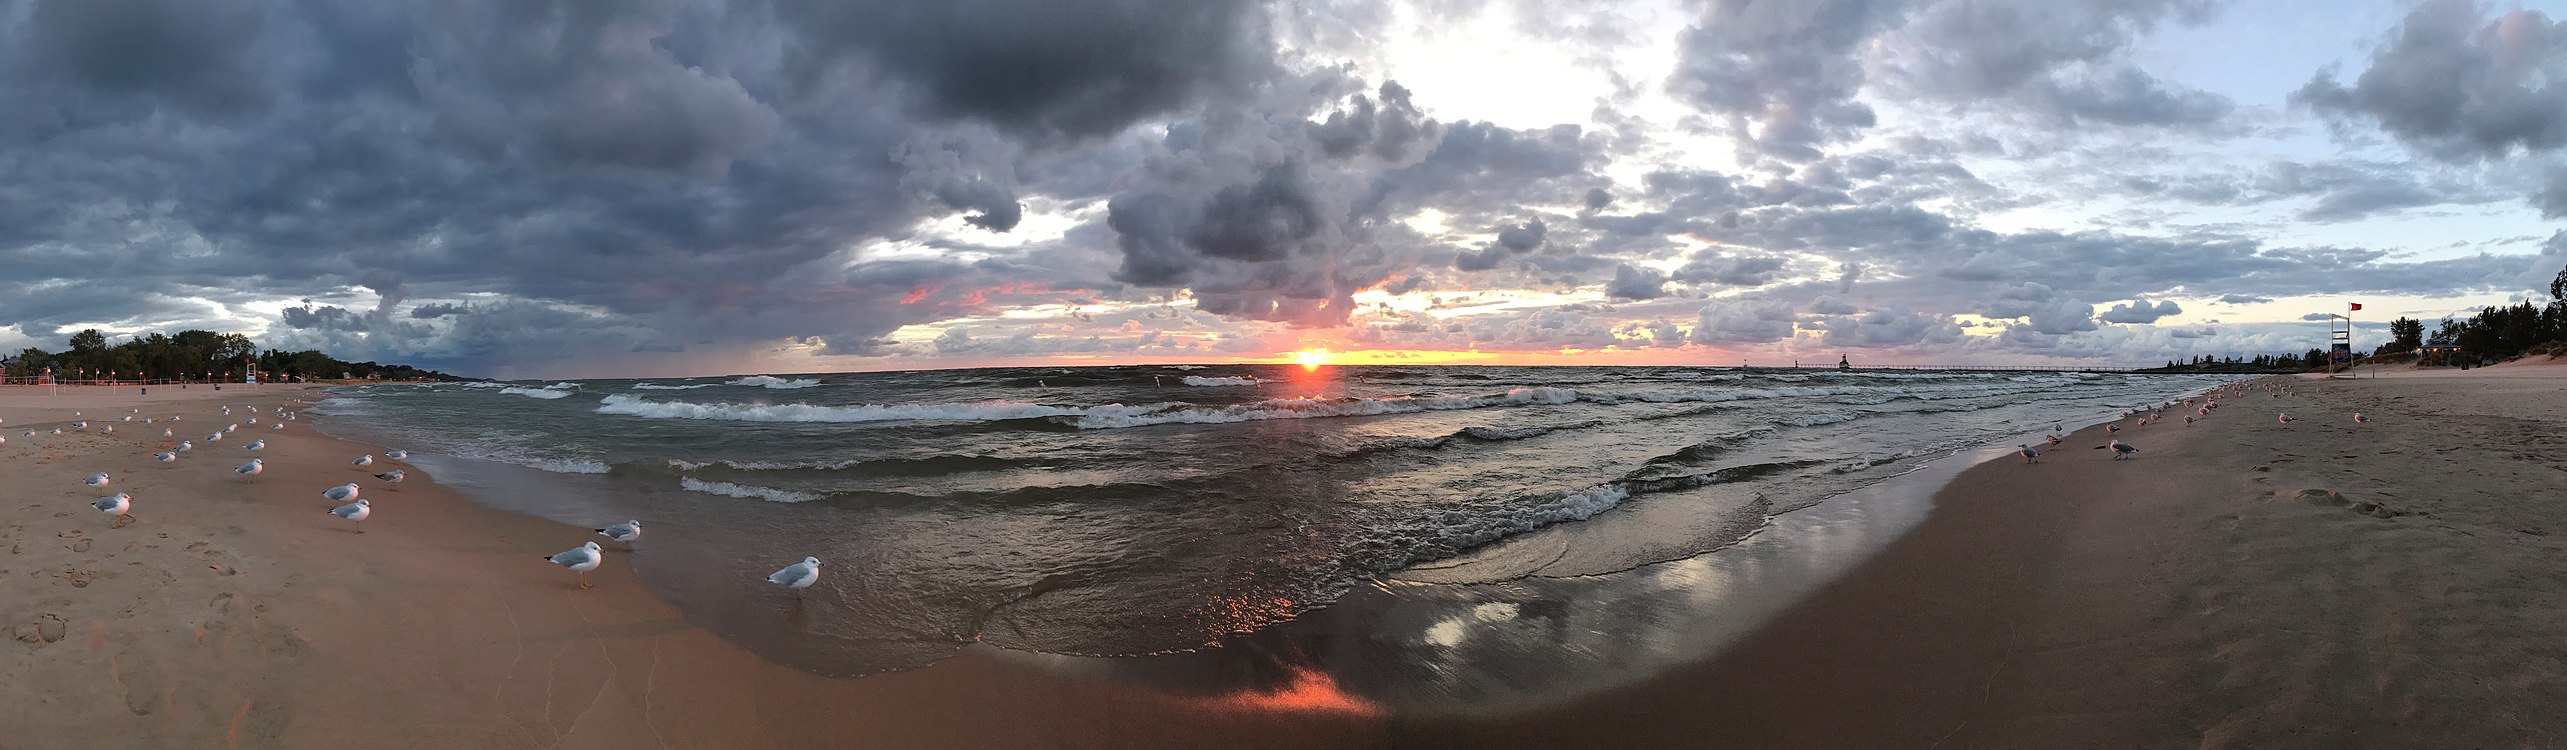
[630,382,718,390]
[680,477,821,503]
[1179,376,1260,386]
[730,375,823,389]
[499,386,575,400]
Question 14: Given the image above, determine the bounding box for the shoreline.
[7,367,2562,747]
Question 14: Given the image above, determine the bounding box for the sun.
[1292,348,1335,369]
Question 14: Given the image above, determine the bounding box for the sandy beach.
[4,366,2565,748]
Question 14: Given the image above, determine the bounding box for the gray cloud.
[1605,264,1668,300]
[2099,298,2182,324]
[1670,0,1904,161]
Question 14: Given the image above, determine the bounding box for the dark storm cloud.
[1604,264,1668,300]
[0,0,1303,371]
[1670,0,1905,161]
[773,0,1276,142]
[2295,1,2567,215]
[2295,1,2567,160]
[2099,298,2182,324]
[1888,0,2230,128]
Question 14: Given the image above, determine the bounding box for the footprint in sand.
[14,613,67,644]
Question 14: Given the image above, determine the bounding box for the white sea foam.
[598,393,1102,423]
[729,375,823,389]
[499,386,574,400]
[680,477,820,503]
[1068,387,1580,429]
[1167,365,1206,370]
[1179,376,1260,386]
[629,382,717,390]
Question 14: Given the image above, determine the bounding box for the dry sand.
[4,367,2563,749]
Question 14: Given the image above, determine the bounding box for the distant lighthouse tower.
[1837,353,1852,371]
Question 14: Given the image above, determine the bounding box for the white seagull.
[206,432,223,442]
[93,492,134,526]
[2016,444,2040,464]
[176,441,193,452]
[323,483,361,502]
[352,454,374,467]
[2278,413,2292,425]
[373,469,405,489]
[2103,439,2139,460]
[767,557,822,594]
[235,458,264,476]
[385,450,408,460]
[546,542,604,589]
[155,451,176,462]
[596,520,642,545]
[327,498,370,533]
[2353,412,2369,424]
[84,472,110,487]
[244,439,265,451]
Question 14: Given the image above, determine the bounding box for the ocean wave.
[499,386,575,400]
[679,477,821,503]
[598,393,1113,423]
[730,375,823,389]
[1167,365,1206,370]
[1068,387,1580,429]
[630,382,717,390]
[1781,412,1859,427]
[1179,376,1260,387]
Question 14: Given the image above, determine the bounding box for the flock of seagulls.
[39,398,820,598]
[2018,377,2371,467]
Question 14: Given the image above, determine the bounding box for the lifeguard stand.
[2327,304,2359,378]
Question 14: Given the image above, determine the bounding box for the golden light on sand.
[1292,348,1335,369]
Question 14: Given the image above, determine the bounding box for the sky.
[4,0,2567,379]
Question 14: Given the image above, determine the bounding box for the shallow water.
[313,365,2226,675]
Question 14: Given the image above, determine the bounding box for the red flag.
[2349,303,2362,311]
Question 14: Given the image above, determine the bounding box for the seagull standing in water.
[93,492,134,527]
[327,498,370,533]
[546,542,604,589]
[2017,444,2040,463]
[234,458,263,477]
[596,520,641,545]
[767,557,822,595]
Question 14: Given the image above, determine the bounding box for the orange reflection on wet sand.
[1206,666,1383,716]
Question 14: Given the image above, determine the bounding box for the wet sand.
[5,365,2564,748]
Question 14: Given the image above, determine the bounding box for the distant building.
[1837,354,1852,371]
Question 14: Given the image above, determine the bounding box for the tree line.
[2371,263,2567,364]
[3,328,463,383]
[2146,352,2335,373]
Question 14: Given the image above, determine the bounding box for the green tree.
[2384,317,2424,354]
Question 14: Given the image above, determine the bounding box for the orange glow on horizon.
[1292,348,1335,369]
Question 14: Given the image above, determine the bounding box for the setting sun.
[1292,348,1335,369]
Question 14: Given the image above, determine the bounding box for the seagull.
[373,469,405,489]
[2103,439,2139,460]
[170,415,180,421]
[2106,424,2120,434]
[225,424,238,433]
[176,441,193,452]
[162,428,173,437]
[74,421,86,429]
[84,472,110,487]
[234,459,263,476]
[767,557,822,594]
[545,542,604,589]
[2184,415,2196,426]
[155,452,176,462]
[51,428,61,435]
[2016,444,2040,463]
[2278,413,2292,425]
[93,492,134,527]
[385,450,408,460]
[99,425,112,434]
[206,432,223,442]
[327,498,370,533]
[244,439,265,451]
[121,415,131,422]
[323,483,361,502]
[596,520,641,545]
[248,417,258,425]
[271,422,283,430]
[221,407,231,415]
[2045,434,2062,447]
[2353,412,2369,424]
[352,454,374,467]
